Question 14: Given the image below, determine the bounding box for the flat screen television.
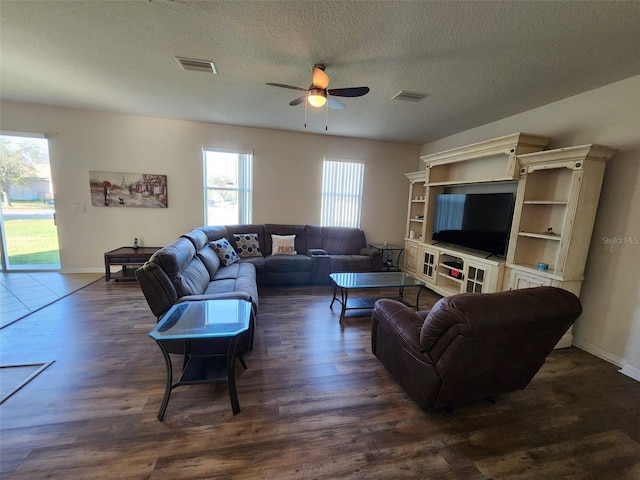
[432,192,515,256]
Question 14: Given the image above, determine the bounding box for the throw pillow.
[210,238,240,266]
[233,233,262,258]
[271,234,297,255]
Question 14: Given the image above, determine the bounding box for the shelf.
[179,355,228,385]
[410,219,424,223]
[411,200,426,203]
[518,232,562,241]
[523,200,568,205]
[438,262,463,273]
[507,262,561,278]
[437,272,463,285]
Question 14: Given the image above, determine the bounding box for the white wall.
[419,74,640,380]
[0,102,419,272]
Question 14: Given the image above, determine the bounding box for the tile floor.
[0,272,103,328]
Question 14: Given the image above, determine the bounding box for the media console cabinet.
[404,133,616,348]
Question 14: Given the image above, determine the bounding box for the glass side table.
[369,243,405,271]
[148,299,252,420]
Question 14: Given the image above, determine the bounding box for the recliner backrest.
[319,226,365,255]
[420,287,582,377]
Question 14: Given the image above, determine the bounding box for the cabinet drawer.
[109,257,130,263]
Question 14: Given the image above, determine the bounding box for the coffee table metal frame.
[329,272,426,324]
[148,299,252,420]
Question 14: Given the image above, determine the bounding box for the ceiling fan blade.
[328,97,346,110]
[289,96,306,106]
[328,86,370,98]
[266,82,308,92]
[312,66,329,89]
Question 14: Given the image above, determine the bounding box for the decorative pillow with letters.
[271,234,297,255]
[210,238,240,266]
[233,233,262,258]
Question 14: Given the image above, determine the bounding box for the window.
[203,148,253,226]
[321,158,365,228]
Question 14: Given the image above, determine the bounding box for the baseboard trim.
[571,337,625,367]
[59,268,104,274]
[620,364,640,382]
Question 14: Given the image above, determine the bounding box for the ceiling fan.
[266,64,369,111]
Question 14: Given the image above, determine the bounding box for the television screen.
[432,192,515,256]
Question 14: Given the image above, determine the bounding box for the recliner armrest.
[371,299,427,357]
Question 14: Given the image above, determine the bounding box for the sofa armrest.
[309,250,331,284]
[307,248,328,256]
[359,247,381,258]
[135,262,178,318]
[359,247,383,271]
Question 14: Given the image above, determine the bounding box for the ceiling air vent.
[175,56,217,74]
[391,91,427,102]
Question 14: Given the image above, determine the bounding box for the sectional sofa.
[135,224,382,319]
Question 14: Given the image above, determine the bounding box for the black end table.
[148,299,252,420]
[369,243,404,271]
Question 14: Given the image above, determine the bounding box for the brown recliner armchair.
[371,286,582,410]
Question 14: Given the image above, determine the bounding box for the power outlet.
[72,204,85,214]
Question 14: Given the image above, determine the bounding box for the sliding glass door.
[0,133,60,270]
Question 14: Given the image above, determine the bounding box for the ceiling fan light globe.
[308,89,327,107]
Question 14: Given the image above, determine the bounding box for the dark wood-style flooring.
[1,280,639,479]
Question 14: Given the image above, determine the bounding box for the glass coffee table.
[329,272,426,324]
[149,299,252,420]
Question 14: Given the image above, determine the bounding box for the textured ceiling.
[1,0,640,145]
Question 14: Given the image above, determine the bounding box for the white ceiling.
[2,0,640,145]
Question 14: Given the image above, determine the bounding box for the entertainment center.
[404,133,616,347]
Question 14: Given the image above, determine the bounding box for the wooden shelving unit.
[403,134,616,348]
[506,144,616,290]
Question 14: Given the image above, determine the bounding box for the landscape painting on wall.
[89,171,168,208]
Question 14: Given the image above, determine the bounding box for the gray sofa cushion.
[329,254,373,273]
[196,246,221,279]
[182,228,209,250]
[265,253,312,273]
[153,237,196,277]
[172,257,210,297]
[209,262,259,306]
[320,226,365,255]
[198,225,230,243]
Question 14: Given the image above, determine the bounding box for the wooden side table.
[104,246,159,282]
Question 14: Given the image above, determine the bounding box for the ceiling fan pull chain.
[304,96,308,128]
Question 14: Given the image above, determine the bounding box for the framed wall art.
[89,171,168,208]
